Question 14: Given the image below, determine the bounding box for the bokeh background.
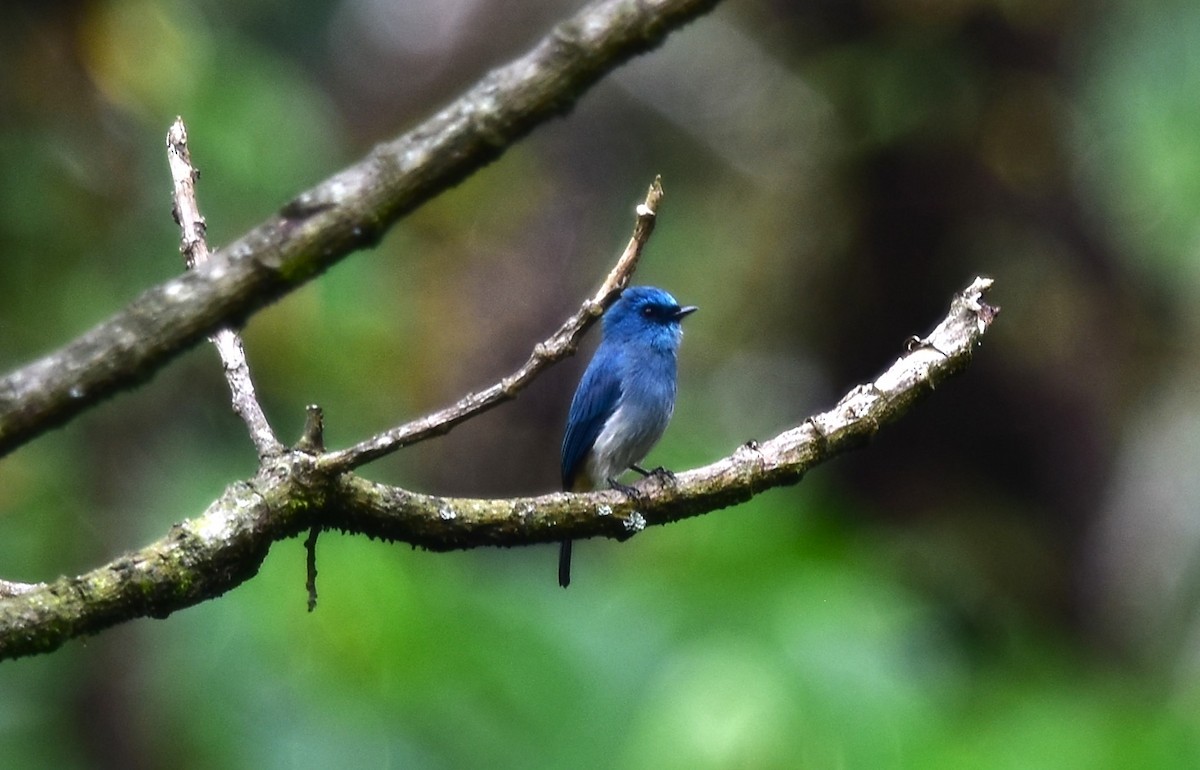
[3,0,1200,766]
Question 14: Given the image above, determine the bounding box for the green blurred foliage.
[3,0,1200,767]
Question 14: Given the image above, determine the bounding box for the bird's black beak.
[675,305,698,320]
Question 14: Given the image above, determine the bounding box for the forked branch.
[0,269,998,660]
[0,0,722,460]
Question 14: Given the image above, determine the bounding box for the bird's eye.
[641,306,655,318]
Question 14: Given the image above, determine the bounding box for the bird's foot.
[648,466,676,485]
[630,463,676,485]
[606,477,645,500]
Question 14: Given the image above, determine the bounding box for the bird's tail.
[558,540,572,588]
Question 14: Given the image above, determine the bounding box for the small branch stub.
[305,526,320,612]
[296,405,326,453]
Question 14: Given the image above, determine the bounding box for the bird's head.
[603,286,697,348]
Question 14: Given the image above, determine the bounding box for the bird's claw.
[630,463,676,485]
[648,466,676,484]
[606,478,646,500]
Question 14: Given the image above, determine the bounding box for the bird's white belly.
[582,401,671,486]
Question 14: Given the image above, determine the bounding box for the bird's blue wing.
[561,347,623,490]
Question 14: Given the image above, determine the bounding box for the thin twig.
[317,177,665,473]
[167,118,283,460]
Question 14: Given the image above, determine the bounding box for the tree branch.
[167,117,283,460]
[0,277,999,661]
[0,0,721,460]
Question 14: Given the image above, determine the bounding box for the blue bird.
[559,286,697,587]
